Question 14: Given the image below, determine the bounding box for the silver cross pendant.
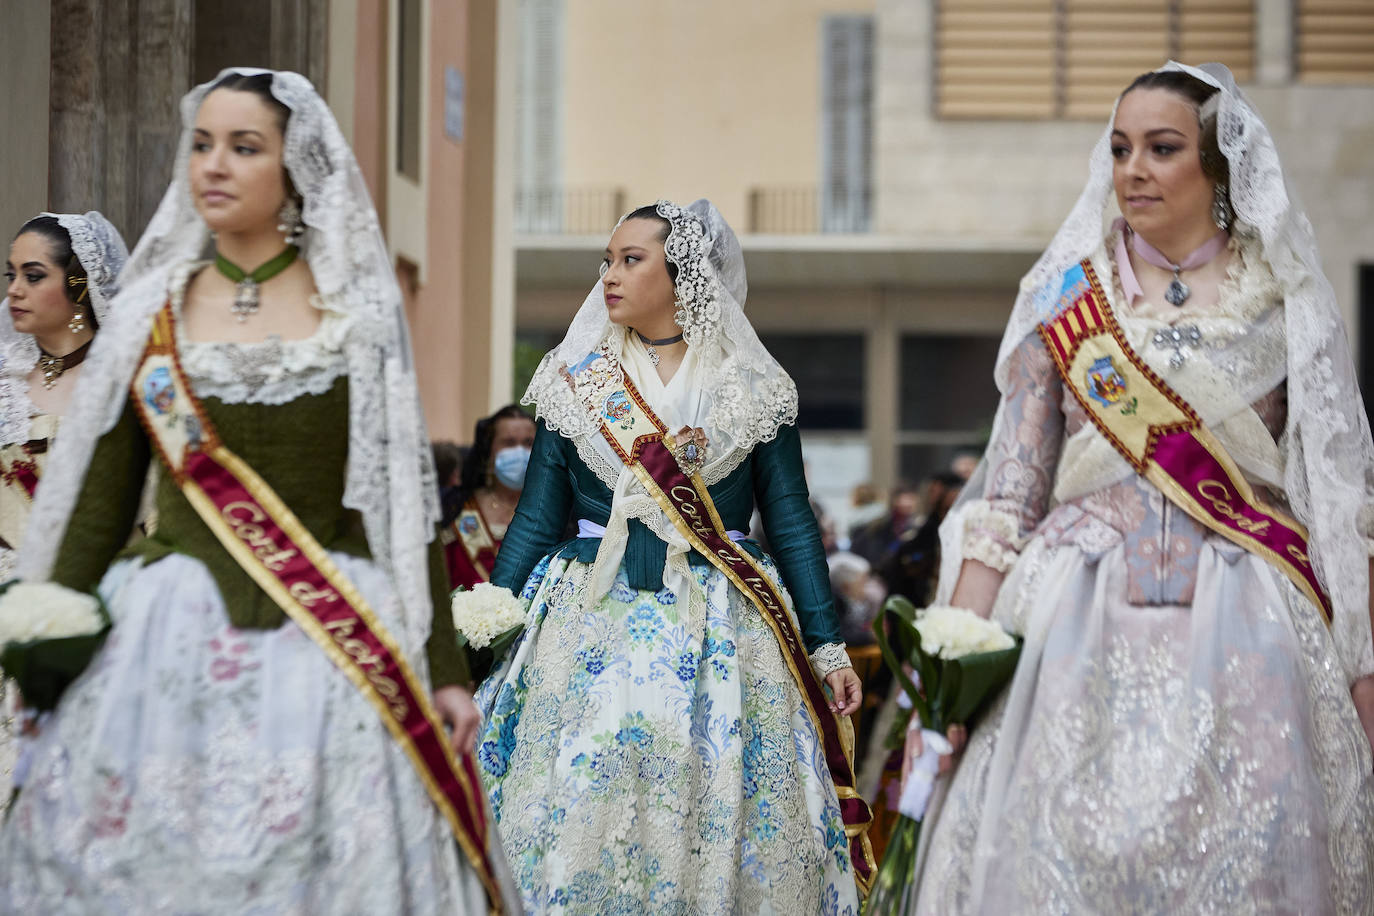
[1152,324,1203,369]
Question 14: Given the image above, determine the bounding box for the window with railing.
[822,15,874,231]
[514,0,563,232]
[396,0,422,181]
[747,187,820,234]
[1297,0,1374,84]
[935,0,1255,120]
[514,188,626,235]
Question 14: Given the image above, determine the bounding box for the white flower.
[450,583,527,649]
[914,605,1015,659]
[0,582,106,646]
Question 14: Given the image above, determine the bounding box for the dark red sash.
[582,358,876,894]
[130,305,504,910]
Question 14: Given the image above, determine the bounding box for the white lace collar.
[167,261,351,406]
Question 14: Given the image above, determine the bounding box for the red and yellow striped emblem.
[1038,261,1331,623]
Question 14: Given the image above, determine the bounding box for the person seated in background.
[829,550,885,647]
[849,481,919,569]
[880,471,965,606]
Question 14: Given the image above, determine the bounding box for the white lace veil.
[18,69,442,650]
[521,199,799,626]
[523,198,798,487]
[936,61,1374,684]
[0,211,129,447]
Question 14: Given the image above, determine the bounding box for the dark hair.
[1120,70,1229,187]
[622,204,678,284]
[15,216,98,330]
[210,72,291,132]
[431,440,466,487]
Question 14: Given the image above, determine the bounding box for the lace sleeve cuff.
[961,501,1028,574]
[809,642,851,680]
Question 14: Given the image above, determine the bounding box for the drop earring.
[277,198,304,244]
[1212,184,1232,231]
[67,275,88,333]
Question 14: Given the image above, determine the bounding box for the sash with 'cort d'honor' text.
[130,304,505,913]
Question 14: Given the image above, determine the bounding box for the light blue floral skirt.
[475,554,858,915]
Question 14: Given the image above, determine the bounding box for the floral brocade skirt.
[0,553,498,915]
[475,554,859,915]
[910,540,1374,916]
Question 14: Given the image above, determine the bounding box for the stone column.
[47,0,192,245]
[0,0,51,237]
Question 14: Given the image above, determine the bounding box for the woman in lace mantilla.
[0,211,128,817]
[474,200,866,914]
[0,69,517,914]
[899,63,1374,915]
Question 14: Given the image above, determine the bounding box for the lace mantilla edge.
[961,501,1028,575]
[809,642,852,679]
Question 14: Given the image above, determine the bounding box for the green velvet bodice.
[50,376,467,686]
[491,421,842,651]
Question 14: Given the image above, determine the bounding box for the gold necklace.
[37,339,93,389]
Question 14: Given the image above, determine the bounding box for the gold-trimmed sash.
[571,350,877,894]
[445,501,498,584]
[1039,261,1331,622]
[129,304,504,912]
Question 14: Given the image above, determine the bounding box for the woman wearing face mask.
[441,404,536,590]
[473,200,874,913]
[0,211,128,812]
[894,62,1374,914]
[0,69,516,913]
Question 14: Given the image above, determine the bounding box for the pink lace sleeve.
[962,332,1065,572]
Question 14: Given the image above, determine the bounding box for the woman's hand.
[434,684,482,755]
[1351,676,1374,764]
[825,667,862,716]
[900,721,968,787]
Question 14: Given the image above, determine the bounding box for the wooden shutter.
[935,0,1057,119]
[936,0,1257,120]
[822,16,875,232]
[1298,0,1374,84]
[1178,0,1254,82]
[1063,0,1172,119]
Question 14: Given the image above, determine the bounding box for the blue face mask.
[493,446,531,490]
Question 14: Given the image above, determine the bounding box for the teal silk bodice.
[492,421,843,651]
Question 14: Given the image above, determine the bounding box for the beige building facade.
[515,0,1374,523]
[327,0,517,440]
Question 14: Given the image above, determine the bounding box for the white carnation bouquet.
[911,604,1016,658]
[867,598,1021,914]
[450,582,528,654]
[0,581,111,711]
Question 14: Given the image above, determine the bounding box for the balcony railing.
[748,186,819,234]
[748,186,872,233]
[515,187,627,235]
